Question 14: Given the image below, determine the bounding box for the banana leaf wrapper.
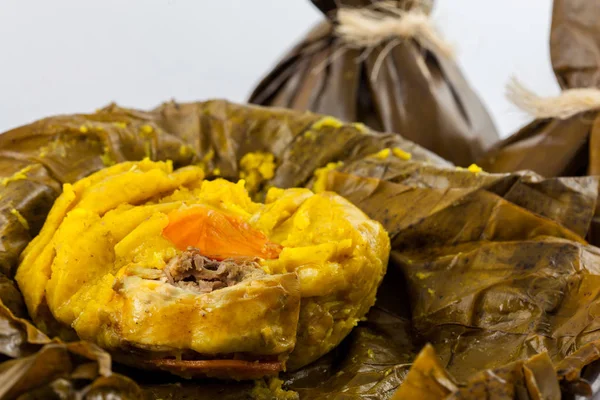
[0,100,599,399]
[248,0,499,167]
[477,0,600,245]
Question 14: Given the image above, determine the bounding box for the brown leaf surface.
[0,100,598,399]
[248,1,498,166]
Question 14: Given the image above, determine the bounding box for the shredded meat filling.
[163,247,265,293]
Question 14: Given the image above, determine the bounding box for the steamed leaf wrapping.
[477,0,600,246]
[479,0,600,176]
[249,0,499,166]
[0,100,599,399]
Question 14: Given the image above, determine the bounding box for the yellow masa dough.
[16,159,390,373]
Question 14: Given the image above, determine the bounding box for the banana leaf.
[477,0,600,246]
[0,100,599,399]
[478,0,600,176]
[248,0,499,166]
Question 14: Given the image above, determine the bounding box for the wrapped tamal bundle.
[479,0,600,178]
[478,0,600,246]
[248,0,499,166]
[0,100,600,399]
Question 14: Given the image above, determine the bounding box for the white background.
[0,0,559,138]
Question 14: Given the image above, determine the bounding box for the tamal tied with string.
[478,0,600,244]
[248,0,499,166]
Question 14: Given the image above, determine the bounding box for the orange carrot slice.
[163,206,282,260]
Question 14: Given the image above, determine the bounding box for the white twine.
[507,77,600,120]
[334,1,453,58]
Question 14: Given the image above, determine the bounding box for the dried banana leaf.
[322,156,600,396]
[248,0,498,166]
[477,0,600,248]
[0,100,599,399]
[478,1,600,182]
